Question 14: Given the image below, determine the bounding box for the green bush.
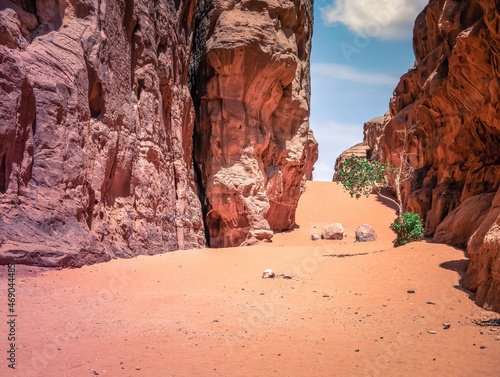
[390,212,424,247]
[335,155,392,199]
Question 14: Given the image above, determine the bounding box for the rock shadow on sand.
[440,258,475,301]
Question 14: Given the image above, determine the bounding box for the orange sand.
[1,182,499,376]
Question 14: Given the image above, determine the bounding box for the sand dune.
[1,182,499,376]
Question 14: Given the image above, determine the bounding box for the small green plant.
[334,155,392,199]
[389,212,424,247]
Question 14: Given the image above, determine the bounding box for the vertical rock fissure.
[187,0,211,247]
[192,141,211,246]
[0,153,7,193]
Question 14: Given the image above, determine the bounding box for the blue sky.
[310,0,429,181]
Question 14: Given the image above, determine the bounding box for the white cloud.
[321,0,429,40]
[311,62,399,85]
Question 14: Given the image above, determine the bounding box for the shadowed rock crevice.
[0,154,7,193]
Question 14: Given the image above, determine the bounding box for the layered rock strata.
[0,0,317,266]
[189,0,317,247]
[349,0,499,311]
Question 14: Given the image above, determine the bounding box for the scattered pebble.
[311,234,321,241]
[426,302,436,305]
[407,289,415,294]
[262,269,275,279]
[443,323,451,330]
[480,346,486,349]
[428,331,437,335]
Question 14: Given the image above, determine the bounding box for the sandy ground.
[1,182,499,377]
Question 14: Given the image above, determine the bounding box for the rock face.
[189,0,317,247]
[0,0,316,266]
[333,113,390,180]
[360,0,500,311]
[0,0,206,267]
[464,189,500,312]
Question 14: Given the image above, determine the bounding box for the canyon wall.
[359,0,500,311]
[189,0,317,247]
[0,0,317,266]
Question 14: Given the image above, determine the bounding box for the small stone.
[428,331,437,334]
[262,269,275,279]
[311,234,321,241]
[407,289,415,294]
[443,323,451,329]
[426,302,436,305]
[282,275,293,279]
[355,349,360,352]
[480,346,486,349]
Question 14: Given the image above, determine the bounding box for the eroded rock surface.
[190,0,318,247]
[358,0,500,311]
[0,0,205,266]
[0,0,316,266]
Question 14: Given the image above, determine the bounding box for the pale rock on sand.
[321,223,344,240]
[356,224,377,242]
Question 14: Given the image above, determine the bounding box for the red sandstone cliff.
[190,0,317,247]
[0,0,316,266]
[355,0,499,311]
